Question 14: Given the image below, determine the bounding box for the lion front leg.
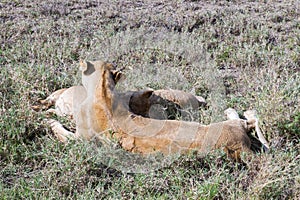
[244,110,270,151]
[223,143,253,162]
[46,119,76,143]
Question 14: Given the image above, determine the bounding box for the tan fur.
[46,60,266,161]
[152,89,206,109]
[146,89,206,120]
[31,88,67,112]
[36,87,205,121]
[48,86,86,118]
[112,93,252,161]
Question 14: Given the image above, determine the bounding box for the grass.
[1,0,299,199]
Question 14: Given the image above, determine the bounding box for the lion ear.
[79,59,87,71]
[141,89,154,98]
[105,63,116,70]
[80,60,96,75]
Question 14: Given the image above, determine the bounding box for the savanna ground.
[0,0,299,199]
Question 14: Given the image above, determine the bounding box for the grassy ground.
[1,0,299,199]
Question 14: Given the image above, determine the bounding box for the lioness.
[35,86,206,120]
[47,60,269,161]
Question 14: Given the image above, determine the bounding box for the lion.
[34,86,206,121]
[141,89,206,120]
[46,60,269,161]
[37,86,86,118]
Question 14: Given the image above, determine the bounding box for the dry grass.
[1,0,299,199]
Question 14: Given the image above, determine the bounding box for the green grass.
[1,0,299,199]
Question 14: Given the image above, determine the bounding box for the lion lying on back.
[44,60,269,161]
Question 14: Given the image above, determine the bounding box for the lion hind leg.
[46,119,75,143]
